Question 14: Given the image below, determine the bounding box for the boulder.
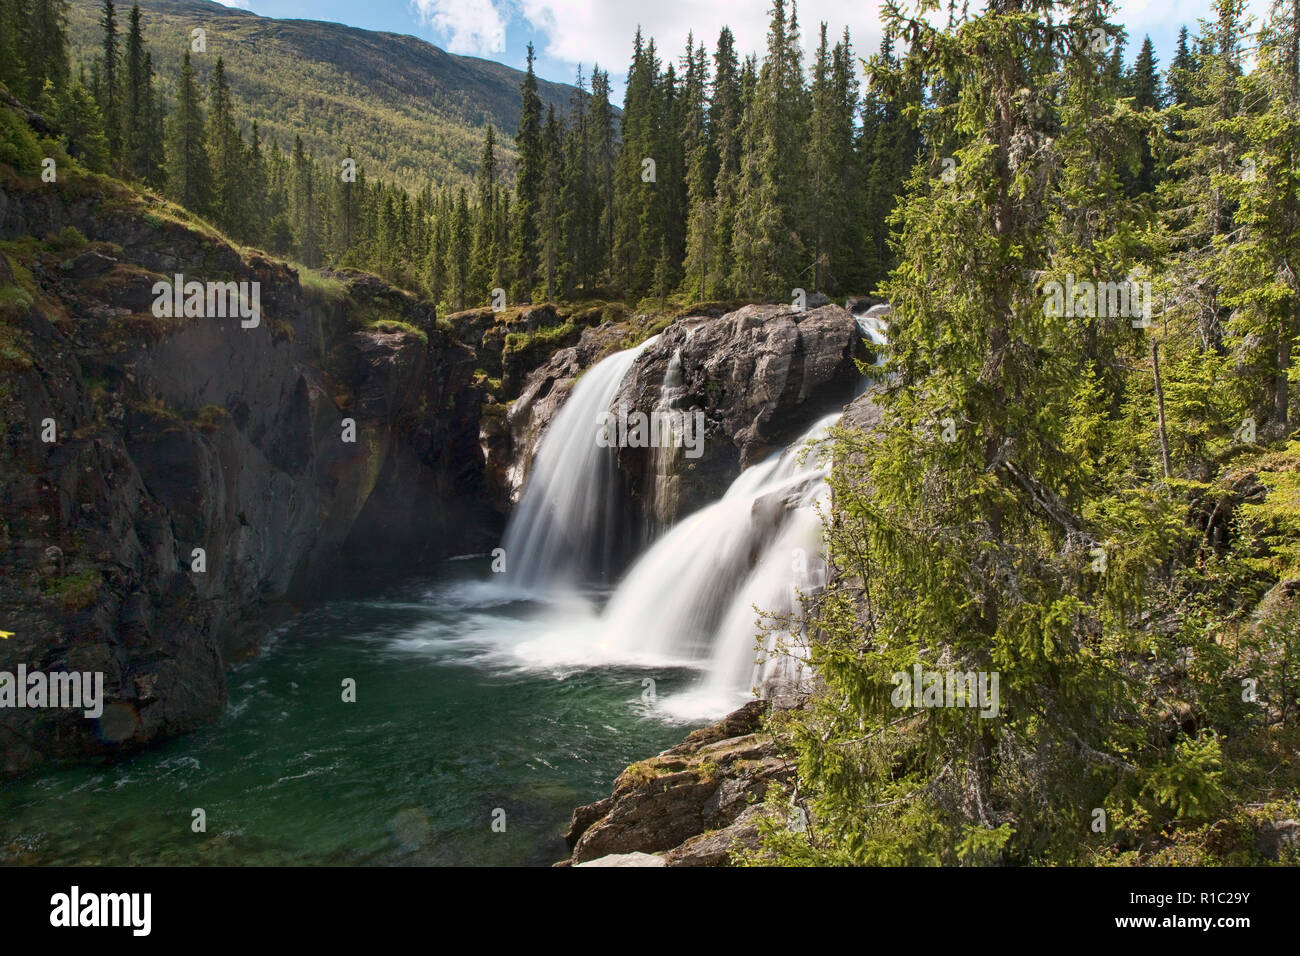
[562,700,794,866]
[611,303,868,526]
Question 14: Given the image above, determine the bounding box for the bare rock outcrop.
[559,700,795,867]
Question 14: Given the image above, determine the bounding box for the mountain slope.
[66,0,586,191]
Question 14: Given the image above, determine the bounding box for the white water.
[501,336,658,588]
[496,310,885,720]
[511,411,838,719]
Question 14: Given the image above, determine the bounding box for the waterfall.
[512,411,839,717]
[501,310,886,718]
[501,336,658,588]
[603,413,838,717]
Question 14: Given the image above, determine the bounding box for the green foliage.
[0,105,43,171]
[753,0,1300,869]
[63,0,581,193]
[366,318,427,345]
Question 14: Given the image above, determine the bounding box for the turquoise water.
[0,561,708,866]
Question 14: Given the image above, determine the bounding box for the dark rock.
[611,303,868,526]
[0,182,498,774]
[1256,819,1299,861]
[563,700,793,866]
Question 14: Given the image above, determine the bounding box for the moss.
[504,320,577,353]
[194,405,230,432]
[368,318,428,344]
[694,758,722,782]
[42,569,103,612]
[621,761,662,785]
[298,269,346,305]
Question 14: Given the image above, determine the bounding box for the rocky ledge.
[557,700,799,867]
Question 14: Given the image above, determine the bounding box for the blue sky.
[216,0,1276,95]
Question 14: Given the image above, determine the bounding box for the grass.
[41,569,103,612]
[367,319,428,344]
[503,320,577,353]
[297,268,347,306]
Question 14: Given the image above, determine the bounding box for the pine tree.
[707,28,743,298]
[1132,35,1163,110]
[829,28,865,292]
[681,38,715,302]
[1168,26,1199,108]
[730,0,809,299]
[54,72,108,169]
[1163,0,1251,353]
[512,43,543,301]
[1130,35,1163,193]
[123,4,146,176]
[97,0,122,163]
[588,68,617,287]
[614,30,660,298]
[291,134,322,265]
[0,0,29,97]
[1217,0,1300,432]
[25,0,70,104]
[470,125,498,303]
[768,0,1201,865]
[539,103,563,301]
[166,49,210,213]
[206,56,244,235]
[446,185,471,312]
[244,122,268,248]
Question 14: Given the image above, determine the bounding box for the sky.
[215,0,1277,96]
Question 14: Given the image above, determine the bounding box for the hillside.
[65,0,588,191]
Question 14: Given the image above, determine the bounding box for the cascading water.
[602,414,838,717]
[500,336,658,588]
[503,309,886,720]
[513,410,839,718]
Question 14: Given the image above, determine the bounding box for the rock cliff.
[0,177,498,774]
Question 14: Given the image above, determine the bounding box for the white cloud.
[217,0,253,9]
[411,0,508,56]
[513,0,1284,83]
[515,0,887,77]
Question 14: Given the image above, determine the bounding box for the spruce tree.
[0,0,29,96]
[1217,0,1300,432]
[729,0,809,299]
[25,0,70,104]
[470,125,498,302]
[166,49,210,213]
[707,29,743,298]
[446,185,471,312]
[206,56,244,236]
[512,43,543,301]
[98,0,122,163]
[539,103,563,301]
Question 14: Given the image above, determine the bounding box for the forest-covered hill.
[64,0,588,190]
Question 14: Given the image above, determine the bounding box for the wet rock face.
[500,322,631,507]
[505,304,867,528]
[0,185,496,775]
[613,304,868,526]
